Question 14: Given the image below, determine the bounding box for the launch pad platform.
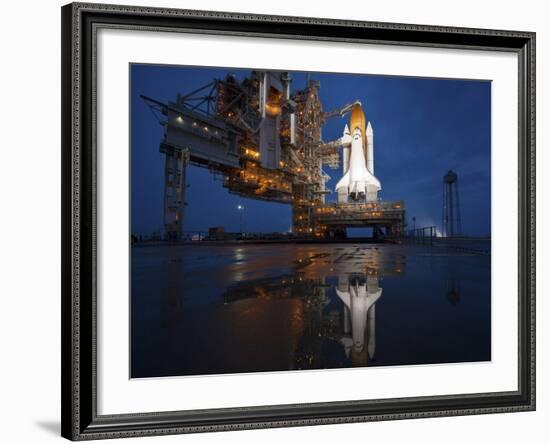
[310,201,405,238]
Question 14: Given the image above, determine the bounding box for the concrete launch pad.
[312,201,405,238]
[131,242,491,377]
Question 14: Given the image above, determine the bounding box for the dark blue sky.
[131,64,491,236]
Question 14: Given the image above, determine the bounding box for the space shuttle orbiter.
[335,104,381,203]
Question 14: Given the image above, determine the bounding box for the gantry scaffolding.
[141,70,405,240]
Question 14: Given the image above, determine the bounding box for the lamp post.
[237,205,244,236]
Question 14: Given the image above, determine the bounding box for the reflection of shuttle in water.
[335,104,381,203]
[336,274,382,365]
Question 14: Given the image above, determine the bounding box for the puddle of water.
[131,243,490,378]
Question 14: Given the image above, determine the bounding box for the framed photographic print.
[61,2,536,440]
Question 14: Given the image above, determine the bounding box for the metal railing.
[405,226,436,246]
[317,200,405,212]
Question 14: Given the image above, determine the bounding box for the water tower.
[442,170,462,237]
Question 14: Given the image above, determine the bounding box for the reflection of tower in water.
[221,245,406,371]
[445,257,461,305]
[292,278,334,370]
[447,278,461,305]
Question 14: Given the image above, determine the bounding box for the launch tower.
[142,71,405,239]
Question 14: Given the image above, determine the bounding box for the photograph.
[130,65,492,378]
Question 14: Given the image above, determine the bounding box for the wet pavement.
[131,242,491,378]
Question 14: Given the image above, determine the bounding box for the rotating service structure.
[141,71,405,240]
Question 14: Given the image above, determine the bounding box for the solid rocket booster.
[335,104,381,202]
[342,124,350,176]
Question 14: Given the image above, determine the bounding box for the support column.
[163,148,189,240]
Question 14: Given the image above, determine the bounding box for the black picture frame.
[61,2,536,440]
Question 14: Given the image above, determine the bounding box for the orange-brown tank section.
[349,103,367,149]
